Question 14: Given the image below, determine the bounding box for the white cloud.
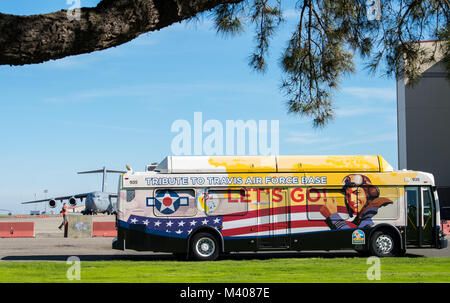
[334,105,393,118]
[341,86,396,103]
[40,81,279,104]
[285,132,337,144]
[309,132,397,153]
[62,121,156,134]
[284,129,397,154]
[283,9,299,20]
[43,56,92,69]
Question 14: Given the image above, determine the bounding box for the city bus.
[112,155,447,260]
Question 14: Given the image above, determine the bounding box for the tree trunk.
[0,0,242,66]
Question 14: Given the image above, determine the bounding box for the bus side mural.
[320,174,394,230]
[114,155,447,260]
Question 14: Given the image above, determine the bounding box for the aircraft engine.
[68,197,77,206]
[48,199,57,208]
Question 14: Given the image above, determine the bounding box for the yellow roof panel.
[207,156,277,172]
[276,155,388,172]
[156,155,393,173]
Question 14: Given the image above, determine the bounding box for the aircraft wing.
[21,193,91,204]
[78,169,126,174]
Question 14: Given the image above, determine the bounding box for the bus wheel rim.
[375,234,393,254]
[196,237,215,257]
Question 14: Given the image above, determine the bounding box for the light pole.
[43,189,48,213]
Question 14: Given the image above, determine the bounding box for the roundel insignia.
[150,190,189,215]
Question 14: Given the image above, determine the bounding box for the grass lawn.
[0,257,449,283]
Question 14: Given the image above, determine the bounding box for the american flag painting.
[125,214,223,238]
[123,204,351,239]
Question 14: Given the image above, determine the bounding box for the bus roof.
[153,155,394,174]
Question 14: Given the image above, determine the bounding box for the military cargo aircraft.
[22,167,125,215]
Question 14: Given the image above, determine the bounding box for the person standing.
[58,203,68,230]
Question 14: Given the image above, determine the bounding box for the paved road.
[0,237,448,262]
[1,215,448,261]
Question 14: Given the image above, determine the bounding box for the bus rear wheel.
[369,230,398,257]
[190,232,219,261]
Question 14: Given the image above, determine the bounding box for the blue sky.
[0,1,397,213]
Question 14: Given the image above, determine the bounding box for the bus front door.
[406,186,435,247]
[257,189,290,249]
[421,187,435,246]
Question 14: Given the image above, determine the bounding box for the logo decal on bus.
[196,190,219,214]
[146,190,189,215]
[352,229,366,244]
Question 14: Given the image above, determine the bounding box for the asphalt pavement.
[1,215,448,261]
[0,236,448,262]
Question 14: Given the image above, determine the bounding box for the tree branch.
[0,0,243,66]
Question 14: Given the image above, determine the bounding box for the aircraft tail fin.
[78,167,126,192]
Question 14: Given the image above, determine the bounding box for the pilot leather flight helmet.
[342,174,380,217]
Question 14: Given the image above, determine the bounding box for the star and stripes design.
[126,214,223,238]
[125,188,354,239]
[124,205,352,239]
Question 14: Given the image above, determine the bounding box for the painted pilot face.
[345,187,368,213]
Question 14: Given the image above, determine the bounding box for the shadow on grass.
[1,251,425,262]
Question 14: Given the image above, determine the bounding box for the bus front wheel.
[369,230,398,257]
[190,232,219,261]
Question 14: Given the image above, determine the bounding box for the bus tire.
[190,232,219,261]
[369,230,397,257]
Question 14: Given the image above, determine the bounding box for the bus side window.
[203,189,248,216]
[422,187,435,225]
[152,188,197,217]
[126,190,135,202]
[306,188,348,220]
[370,186,400,220]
